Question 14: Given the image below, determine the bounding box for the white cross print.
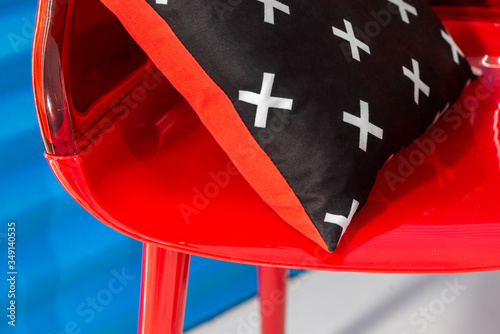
[343,100,383,152]
[238,72,293,128]
[332,19,371,62]
[256,0,290,25]
[387,0,418,24]
[324,199,360,239]
[402,58,430,105]
[441,30,465,64]
[156,0,168,4]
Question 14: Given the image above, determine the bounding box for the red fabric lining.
[98,0,327,250]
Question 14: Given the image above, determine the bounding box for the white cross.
[156,0,168,4]
[343,100,383,152]
[387,0,418,24]
[332,19,370,62]
[441,30,464,64]
[238,72,293,128]
[324,199,360,239]
[256,0,290,25]
[402,58,430,105]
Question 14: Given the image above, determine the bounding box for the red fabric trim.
[99,0,327,250]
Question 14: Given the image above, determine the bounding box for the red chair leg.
[138,243,190,334]
[258,266,288,334]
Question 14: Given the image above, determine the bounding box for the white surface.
[187,270,500,334]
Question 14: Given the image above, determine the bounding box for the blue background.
[0,0,305,333]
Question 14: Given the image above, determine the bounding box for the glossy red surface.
[32,0,148,155]
[34,2,500,273]
[258,267,287,334]
[138,245,190,334]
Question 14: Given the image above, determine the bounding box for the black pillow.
[100,0,473,251]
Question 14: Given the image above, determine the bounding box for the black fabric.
[146,0,472,251]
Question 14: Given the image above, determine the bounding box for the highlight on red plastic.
[138,245,190,334]
[33,0,500,273]
[32,0,149,155]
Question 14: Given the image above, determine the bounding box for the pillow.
[99,0,473,251]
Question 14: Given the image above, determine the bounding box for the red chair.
[32,0,500,333]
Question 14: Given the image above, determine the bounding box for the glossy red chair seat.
[33,0,500,333]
